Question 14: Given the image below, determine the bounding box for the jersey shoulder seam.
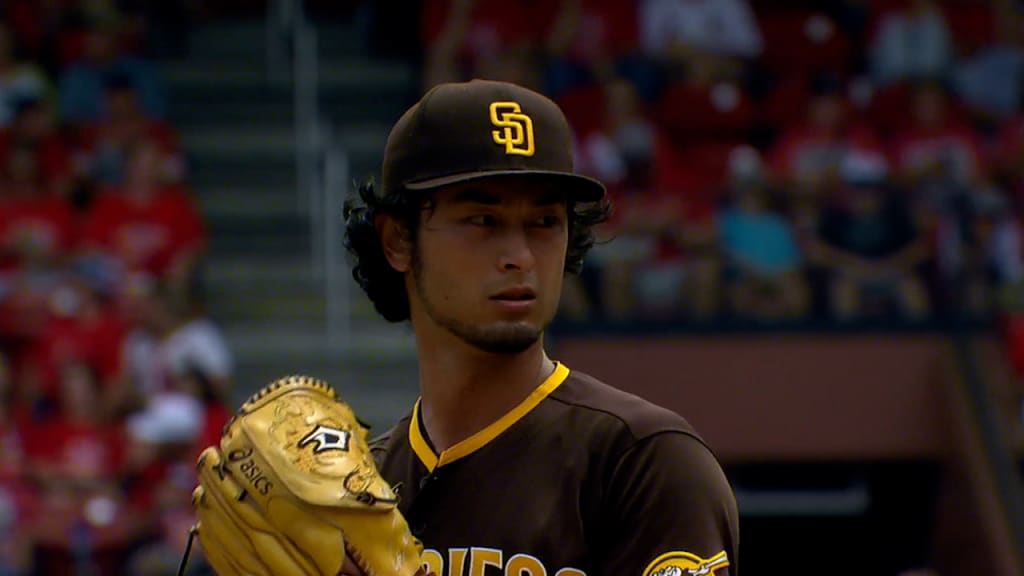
[546,393,714,453]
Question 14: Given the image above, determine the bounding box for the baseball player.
[189,79,738,576]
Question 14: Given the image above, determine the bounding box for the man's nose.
[497,226,535,272]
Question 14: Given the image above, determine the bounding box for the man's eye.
[467,215,496,226]
[533,215,563,228]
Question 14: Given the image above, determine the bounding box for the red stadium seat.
[864,82,914,138]
[658,82,755,141]
[941,3,994,54]
[653,131,740,220]
[759,11,853,77]
[558,83,607,140]
[759,73,813,132]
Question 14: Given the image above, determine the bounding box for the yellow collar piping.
[408,362,570,472]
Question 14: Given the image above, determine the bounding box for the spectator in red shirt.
[18,255,127,415]
[0,143,76,273]
[0,141,76,342]
[25,361,125,486]
[77,139,205,281]
[24,359,140,575]
[889,82,986,212]
[770,75,882,235]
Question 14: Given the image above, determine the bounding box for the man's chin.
[456,321,544,355]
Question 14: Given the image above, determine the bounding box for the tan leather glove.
[190,375,425,575]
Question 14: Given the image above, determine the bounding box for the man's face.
[408,177,569,354]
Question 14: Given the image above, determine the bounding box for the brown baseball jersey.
[371,362,739,576]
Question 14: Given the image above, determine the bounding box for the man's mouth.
[490,287,536,301]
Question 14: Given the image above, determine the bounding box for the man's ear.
[376,214,412,273]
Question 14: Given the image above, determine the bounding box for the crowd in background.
[418,0,1024,327]
[0,1,227,574]
[0,0,1022,573]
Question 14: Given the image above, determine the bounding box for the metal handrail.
[953,329,1024,573]
[278,0,354,348]
[323,132,352,350]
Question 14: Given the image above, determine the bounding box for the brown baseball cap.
[381,79,605,201]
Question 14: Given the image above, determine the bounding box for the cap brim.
[404,170,606,202]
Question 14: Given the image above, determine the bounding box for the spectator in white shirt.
[869,0,953,86]
[640,0,763,61]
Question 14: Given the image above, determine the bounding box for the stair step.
[181,125,296,158]
[187,22,268,61]
[225,323,416,360]
[207,231,310,257]
[197,186,301,218]
[188,157,297,189]
[213,292,326,321]
[162,59,411,89]
[169,98,294,126]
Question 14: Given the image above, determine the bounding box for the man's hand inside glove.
[189,375,426,576]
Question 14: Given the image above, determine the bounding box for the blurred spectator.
[74,74,182,188]
[25,361,123,489]
[24,360,139,575]
[57,20,166,124]
[421,0,544,91]
[0,352,33,576]
[953,0,1024,124]
[77,140,205,280]
[933,185,1022,317]
[581,164,719,322]
[0,141,76,343]
[0,97,73,199]
[117,274,232,416]
[123,413,202,576]
[807,151,931,321]
[575,77,655,196]
[639,0,762,83]
[3,0,68,72]
[718,146,809,321]
[769,74,881,233]
[999,116,1024,205]
[868,0,953,86]
[0,25,50,129]
[541,0,654,99]
[889,82,986,219]
[0,143,76,274]
[17,255,126,419]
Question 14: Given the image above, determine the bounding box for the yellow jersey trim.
[408,362,570,472]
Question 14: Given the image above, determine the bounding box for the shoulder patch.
[642,551,729,576]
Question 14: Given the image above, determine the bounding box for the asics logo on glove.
[298,424,353,453]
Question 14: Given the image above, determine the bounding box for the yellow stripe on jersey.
[408,362,571,472]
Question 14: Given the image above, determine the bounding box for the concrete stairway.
[163,18,421,428]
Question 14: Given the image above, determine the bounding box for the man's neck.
[414,334,556,455]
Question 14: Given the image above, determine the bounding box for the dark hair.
[343,179,610,323]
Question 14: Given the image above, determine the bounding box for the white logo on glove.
[298,425,352,453]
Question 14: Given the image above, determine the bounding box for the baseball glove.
[189,375,426,576]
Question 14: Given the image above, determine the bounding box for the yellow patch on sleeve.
[641,550,730,576]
